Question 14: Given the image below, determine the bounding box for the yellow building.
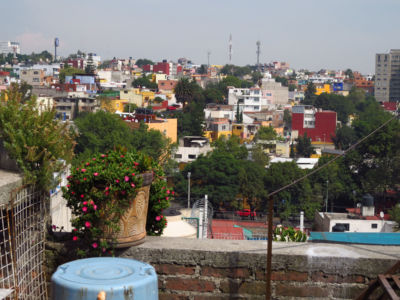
[100,99,127,112]
[152,73,167,83]
[148,118,178,143]
[315,84,331,95]
[120,89,142,107]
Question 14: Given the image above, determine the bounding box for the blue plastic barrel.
[51,257,158,300]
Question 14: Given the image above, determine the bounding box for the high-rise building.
[375,49,400,102]
[0,41,20,55]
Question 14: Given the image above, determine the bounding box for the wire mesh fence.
[0,186,48,300]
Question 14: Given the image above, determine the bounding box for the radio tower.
[228,34,232,64]
[256,40,261,72]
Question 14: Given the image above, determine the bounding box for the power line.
[267,113,398,198]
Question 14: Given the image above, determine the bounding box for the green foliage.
[203,86,224,104]
[283,109,292,128]
[344,68,354,79]
[296,133,315,158]
[332,125,357,150]
[220,65,252,77]
[212,135,248,160]
[255,126,278,141]
[274,76,288,87]
[1,82,32,103]
[0,88,75,192]
[174,78,198,107]
[238,160,266,210]
[273,226,307,242]
[123,103,138,113]
[303,82,316,104]
[389,204,400,231]
[197,64,208,74]
[0,51,52,65]
[172,101,205,138]
[131,75,157,89]
[59,65,86,84]
[251,72,263,84]
[62,149,172,256]
[251,144,270,166]
[135,58,154,67]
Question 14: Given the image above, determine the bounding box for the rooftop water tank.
[51,257,158,300]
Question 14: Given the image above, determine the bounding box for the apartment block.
[375,49,400,102]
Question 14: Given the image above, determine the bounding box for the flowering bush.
[62,149,172,256]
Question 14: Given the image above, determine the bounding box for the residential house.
[20,69,45,86]
[261,77,289,107]
[228,87,266,112]
[173,136,212,165]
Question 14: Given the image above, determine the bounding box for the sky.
[1,0,399,74]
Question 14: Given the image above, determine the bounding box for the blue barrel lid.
[52,257,158,300]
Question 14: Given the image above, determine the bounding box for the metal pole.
[266,196,273,300]
[187,172,191,209]
[204,195,208,239]
[300,211,304,232]
[325,180,329,213]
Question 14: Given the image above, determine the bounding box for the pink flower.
[85,221,91,228]
[105,191,109,196]
[82,207,87,212]
[76,167,79,171]
[167,190,170,194]
[93,205,97,211]
[105,187,109,191]
[134,162,139,166]
[94,172,99,176]
[81,169,86,172]
[131,173,135,176]
[67,184,70,188]
[71,191,75,195]
[83,201,88,205]
[121,191,126,195]
[124,176,129,182]
[166,197,169,200]
[92,242,98,249]
[90,200,94,205]
[120,155,124,158]
[101,154,105,158]
[155,216,161,221]
[172,191,175,195]
[73,228,77,232]
[162,186,165,190]
[92,158,96,161]
[131,183,135,188]
[52,225,57,230]
[72,236,78,241]
[86,162,90,166]
[83,177,87,181]
[102,247,106,253]
[80,194,84,198]
[67,175,72,179]
[115,179,120,183]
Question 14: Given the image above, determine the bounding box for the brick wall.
[118,237,399,299]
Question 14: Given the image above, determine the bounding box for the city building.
[173,136,212,164]
[291,105,337,143]
[20,69,45,86]
[0,41,20,55]
[53,96,97,120]
[228,87,266,112]
[261,77,289,107]
[375,49,400,102]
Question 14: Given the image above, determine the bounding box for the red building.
[292,105,337,143]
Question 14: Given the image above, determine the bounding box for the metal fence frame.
[0,185,48,300]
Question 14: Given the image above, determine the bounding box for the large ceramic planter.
[104,172,153,248]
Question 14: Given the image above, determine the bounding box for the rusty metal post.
[266,196,273,299]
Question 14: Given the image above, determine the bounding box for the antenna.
[228,34,232,64]
[256,40,261,72]
[12,46,18,65]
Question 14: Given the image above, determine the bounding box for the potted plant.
[62,148,170,256]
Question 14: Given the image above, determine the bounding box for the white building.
[174,137,212,163]
[261,77,289,107]
[0,41,20,55]
[228,87,267,112]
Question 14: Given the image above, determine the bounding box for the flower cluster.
[62,149,159,256]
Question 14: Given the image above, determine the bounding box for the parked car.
[236,209,256,219]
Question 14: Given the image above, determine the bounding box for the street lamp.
[187,172,191,209]
[325,180,329,213]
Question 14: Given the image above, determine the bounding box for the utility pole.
[256,40,261,72]
[228,34,232,64]
[187,172,191,209]
[207,51,211,68]
[325,180,329,213]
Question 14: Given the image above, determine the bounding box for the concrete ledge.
[0,170,23,206]
[118,237,400,299]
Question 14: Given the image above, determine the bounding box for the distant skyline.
[1,0,399,74]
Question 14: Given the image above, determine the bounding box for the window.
[334,223,350,231]
[33,78,39,82]
[371,224,378,229]
[33,71,39,75]
[188,154,196,159]
[174,154,182,159]
[222,125,226,130]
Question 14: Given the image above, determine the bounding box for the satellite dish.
[380,211,384,219]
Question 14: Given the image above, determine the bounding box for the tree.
[173,101,205,137]
[124,103,138,113]
[283,109,292,129]
[131,75,157,89]
[238,160,266,211]
[74,111,133,160]
[135,58,154,68]
[212,135,248,160]
[197,64,208,74]
[251,144,269,166]
[174,78,195,108]
[0,87,75,191]
[235,103,241,123]
[303,82,316,105]
[389,204,400,231]
[296,133,315,157]
[254,126,278,141]
[1,82,32,103]
[332,125,357,150]
[203,86,224,104]
[274,76,288,87]
[251,72,263,84]
[344,68,354,79]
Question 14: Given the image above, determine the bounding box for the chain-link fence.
[0,186,48,300]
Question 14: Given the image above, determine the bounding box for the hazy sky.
[1,0,399,73]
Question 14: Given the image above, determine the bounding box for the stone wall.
[119,237,400,300]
